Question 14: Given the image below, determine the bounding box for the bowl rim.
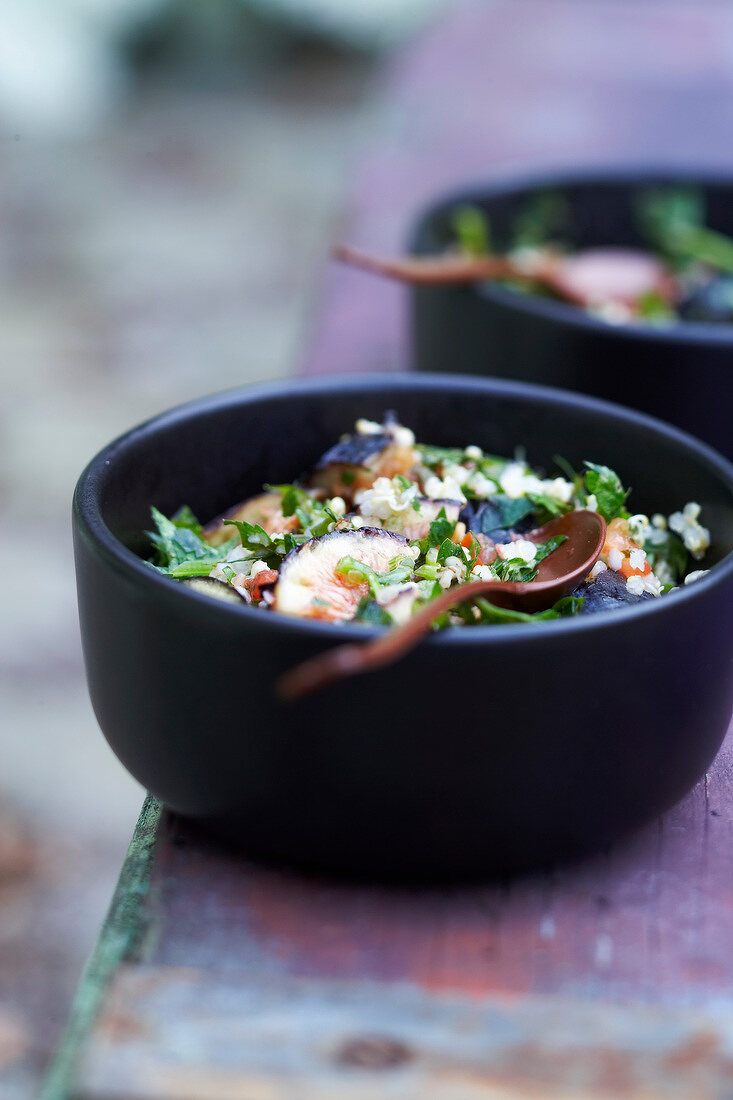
[73,372,733,648]
[408,163,733,348]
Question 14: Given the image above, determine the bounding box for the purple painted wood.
[121,725,733,1007]
[69,724,733,1095]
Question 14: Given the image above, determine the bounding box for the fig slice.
[180,577,247,605]
[552,248,677,308]
[203,491,298,546]
[273,527,410,623]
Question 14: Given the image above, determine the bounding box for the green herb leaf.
[354,598,393,625]
[532,534,567,564]
[147,507,233,572]
[636,290,675,323]
[452,204,491,256]
[170,505,203,535]
[636,187,733,273]
[527,492,571,519]
[434,537,457,564]
[583,462,629,521]
[645,531,688,583]
[511,190,569,249]
[474,592,583,624]
[416,443,465,469]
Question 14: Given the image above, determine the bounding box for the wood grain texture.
[77,965,733,1099]
[114,727,733,1010]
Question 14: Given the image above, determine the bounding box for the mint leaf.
[452,204,491,256]
[148,507,233,572]
[583,462,629,521]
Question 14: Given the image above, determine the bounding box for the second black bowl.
[410,169,733,457]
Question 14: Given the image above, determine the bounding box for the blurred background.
[2,0,732,1094]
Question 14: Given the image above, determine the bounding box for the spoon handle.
[277,579,533,702]
[334,244,523,285]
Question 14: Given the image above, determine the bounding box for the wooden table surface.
[46,3,733,1097]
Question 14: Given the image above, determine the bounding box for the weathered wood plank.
[76,966,733,1099]
[119,721,731,1012]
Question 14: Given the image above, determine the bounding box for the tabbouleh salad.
[146,415,711,628]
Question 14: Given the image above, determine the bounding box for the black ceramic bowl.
[73,375,733,880]
[410,169,733,457]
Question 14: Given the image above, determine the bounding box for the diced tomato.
[245,569,279,601]
[619,556,651,579]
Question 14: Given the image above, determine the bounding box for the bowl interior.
[83,376,733,578]
[414,171,733,262]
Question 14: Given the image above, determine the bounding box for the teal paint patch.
[40,797,163,1100]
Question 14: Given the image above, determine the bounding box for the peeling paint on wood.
[75,966,733,1099]
[41,798,163,1100]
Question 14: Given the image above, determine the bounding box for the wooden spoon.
[277,510,606,701]
[334,244,676,310]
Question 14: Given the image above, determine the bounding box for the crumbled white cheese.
[641,572,664,597]
[423,474,466,503]
[375,584,420,625]
[442,462,471,486]
[509,246,545,275]
[668,502,710,560]
[464,444,483,461]
[592,301,634,325]
[684,569,710,585]
[349,514,368,529]
[607,548,624,572]
[209,541,256,582]
[628,548,647,572]
[355,476,418,522]
[375,582,416,606]
[626,568,663,597]
[328,496,346,517]
[499,462,574,503]
[354,417,415,449]
[653,560,676,587]
[471,564,493,581]
[355,418,383,435]
[467,470,495,498]
[499,462,532,499]
[437,555,467,589]
[389,424,416,449]
[496,538,537,564]
[627,514,650,542]
[210,551,266,585]
[651,513,667,530]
